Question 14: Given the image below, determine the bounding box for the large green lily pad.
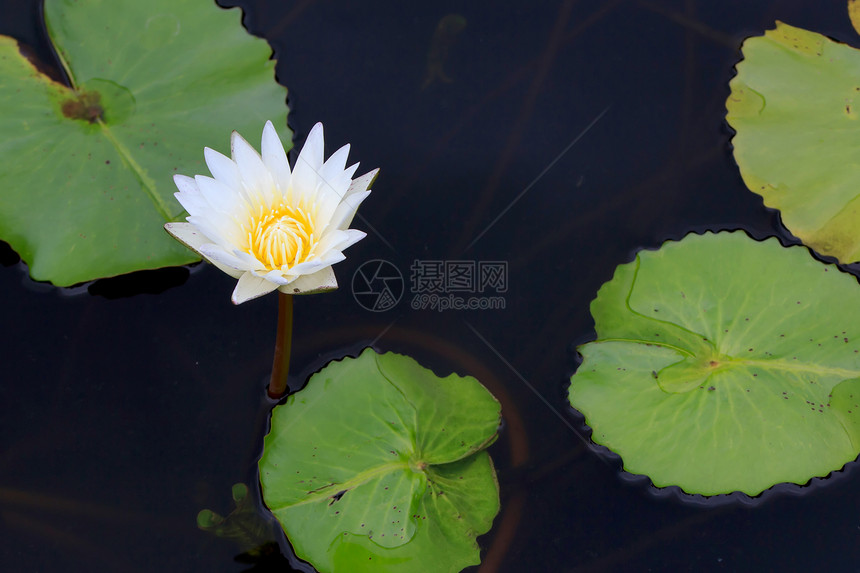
[259,348,501,573]
[0,0,289,286]
[569,231,860,496]
[726,21,860,263]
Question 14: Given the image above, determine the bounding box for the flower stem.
[267,292,293,399]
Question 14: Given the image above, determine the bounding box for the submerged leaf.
[197,483,275,555]
[726,21,860,263]
[259,348,501,573]
[569,231,860,496]
[0,0,289,286]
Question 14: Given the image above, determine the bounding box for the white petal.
[164,222,207,253]
[232,130,275,207]
[328,168,377,228]
[289,257,335,276]
[300,123,325,167]
[314,229,366,259]
[232,272,280,304]
[165,223,245,279]
[279,266,338,294]
[209,261,245,279]
[291,123,325,204]
[173,175,208,216]
[261,120,292,191]
[187,215,235,248]
[336,229,367,251]
[232,249,266,271]
[194,176,245,243]
[321,230,366,258]
[262,269,290,285]
[347,168,379,198]
[174,193,208,220]
[173,173,200,195]
[204,147,242,190]
[319,153,358,202]
[328,189,371,231]
[320,143,350,182]
[180,191,239,240]
[320,251,349,268]
[199,244,251,274]
[312,184,348,235]
[341,162,360,185]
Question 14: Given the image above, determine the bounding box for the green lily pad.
[0,0,289,286]
[259,348,501,573]
[569,231,860,496]
[726,21,860,263]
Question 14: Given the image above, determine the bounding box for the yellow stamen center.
[248,203,315,271]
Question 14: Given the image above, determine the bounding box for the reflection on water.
[422,14,467,89]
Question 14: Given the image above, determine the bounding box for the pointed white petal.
[232,249,266,271]
[320,143,350,178]
[262,269,290,285]
[199,244,250,274]
[173,173,200,195]
[342,162,360,183]
[347,168,379,198]
[329,229,367,252]
[318,146,356,201]
[209,261,245,279]
[204,147,242,189]
[325,167,377,229]
[328,189,371,230]
[232,272,280,304]
[300,123,325,167]
[289,257,334,276]
[187,215,234,247]
[173,192,208,221]
[194,176,246,243]
[232,130,275,206]
[261,121,292,191]
[291,123,325,203]
[319,250,348,266]
[173,175,209,216]
[313,229,366,259]
[164,222,208,254]
[280,266,338,294]
[163,228,244,279]
[312,184,348,234]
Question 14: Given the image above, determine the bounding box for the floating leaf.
[259,348,501,573]
[850,0,860,37]
[569,231,860,496]
[0,0,289,286]
[726,21,860,263]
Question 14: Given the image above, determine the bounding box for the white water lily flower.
[165,121,377,304]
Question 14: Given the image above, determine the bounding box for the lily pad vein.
[50,25,176,223]
[268,460,411,511]
[624,256,715,354]
[98,121,174,220]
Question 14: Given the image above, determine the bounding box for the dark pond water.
[2,0,860,571]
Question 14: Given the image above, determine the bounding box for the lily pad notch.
[0,0,290,285]
[259,348,502,573]
[569,231,860,497]
[727,21,860,263]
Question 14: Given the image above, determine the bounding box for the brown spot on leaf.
[61,90,104,123]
